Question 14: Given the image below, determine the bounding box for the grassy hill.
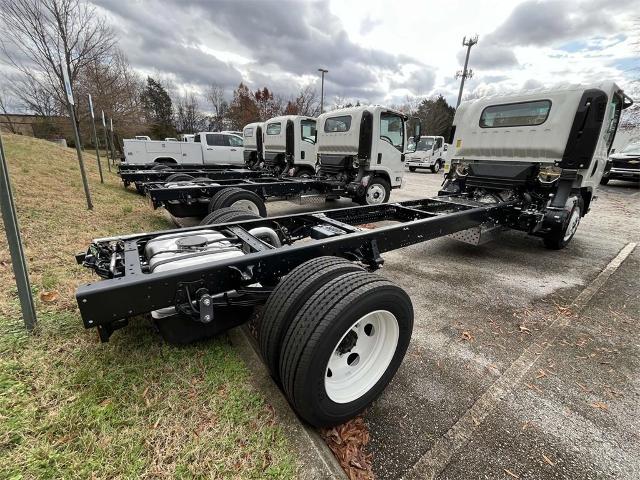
[0,134,296,478]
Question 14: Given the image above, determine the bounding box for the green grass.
[0,134,297,478]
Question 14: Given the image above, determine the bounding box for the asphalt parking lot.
[175,171,639,479]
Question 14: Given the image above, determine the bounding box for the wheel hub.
[325,310,399,404]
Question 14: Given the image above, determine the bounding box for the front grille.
[612,158,640,170]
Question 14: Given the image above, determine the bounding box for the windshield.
[416,138,435,151]
[621,142,640,155]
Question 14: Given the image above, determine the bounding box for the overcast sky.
[8,0,640,109]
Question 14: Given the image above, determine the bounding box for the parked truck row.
[77,82,632,428]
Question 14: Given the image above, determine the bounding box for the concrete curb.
[229,325,348,480]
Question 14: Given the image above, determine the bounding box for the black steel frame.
[146,176,348,216]
[76,196,515,339]
[117,162,240,173]
[119,168,268,187]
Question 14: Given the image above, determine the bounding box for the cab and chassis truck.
[144,105,414,217]
[76,83,630,428]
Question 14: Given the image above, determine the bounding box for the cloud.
[92,0,426,102]
[391,68,437,96]
[458,45,519,69]
[487,0,634,48]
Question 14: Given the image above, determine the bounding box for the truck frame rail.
[76,195,515,340]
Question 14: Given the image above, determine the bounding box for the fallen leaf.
[461,331,474,342]
[542,453,555,466]
[504,468,520,478]
[40,290,59,303]
[519,325,531,334]
[591,401,608,411]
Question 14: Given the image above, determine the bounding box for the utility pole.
[456,35,478,107]
[0,133,37,331]
[101,110,111,172]
[62,62,93,210]
[318,68,328,113]
[88,95,103,183]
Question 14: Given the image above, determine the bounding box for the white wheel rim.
[563,207,580,242]
[366,184,386,205]
[324,310,399,404]
[231,199,260,214]
[434,163,440,172]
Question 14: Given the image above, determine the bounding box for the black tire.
[356,176,391,205]
[543,197,583,250]
[599,176,609,185]
[199,207,261,226]
[191,177,213,182]
[295,168,314,178]
[279,271,413,427]
[165,173,194,182]
[409,166,416,172]
[430,161,441,173]
[207,187,267,217]
[135,184,146,195]
[259,257,364,381]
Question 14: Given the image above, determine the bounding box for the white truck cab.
[194,132,244,165]
[242,122,264,170]
[406,136,448,173]
[122,132,244,166]
[263,115,317,176]
[135,135,151,141]
[442,81,632,248]
[316,105,418,204]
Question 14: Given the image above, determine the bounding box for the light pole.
[318,68,328,113]
[455,35,478,107]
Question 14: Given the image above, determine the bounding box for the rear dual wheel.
[259,257,413,427]
[207,187,267,217]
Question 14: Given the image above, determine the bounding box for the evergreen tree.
[141,76,176,138]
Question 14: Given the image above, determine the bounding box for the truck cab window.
[416,138,434,151]
[301,119,317,143]
[267,122,282,135]
[227,135,243,147]
[480,100,551,128]
[206,134,226,146]
[244,128,253,138]
[194,134,201,143]
[604,94,622,152]
[380,112,404,151]
[324,116,351,132]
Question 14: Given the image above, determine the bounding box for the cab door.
[225,134,245,165]
[203,133,228,164]
[376,111,405,186]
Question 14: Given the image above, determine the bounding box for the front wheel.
[543,198,583,250]
[357,176,391,205]
[430,161,441,173]
[279,271,413,427]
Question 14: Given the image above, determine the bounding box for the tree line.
[0,0,460,145]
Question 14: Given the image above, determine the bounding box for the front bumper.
[609,167,640,181]
[406,158,435,168]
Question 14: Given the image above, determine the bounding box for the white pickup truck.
[405,135,448,173]
[122,132,244,166]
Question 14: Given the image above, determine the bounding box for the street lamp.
[318,68,328,113]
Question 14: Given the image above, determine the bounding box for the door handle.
[230,148,237,151]
[207,148,213,150]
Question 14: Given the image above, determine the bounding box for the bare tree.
[0,0,116,137]
[175,93,208,134]
[284,85,320,116]
[206,84,229,131]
